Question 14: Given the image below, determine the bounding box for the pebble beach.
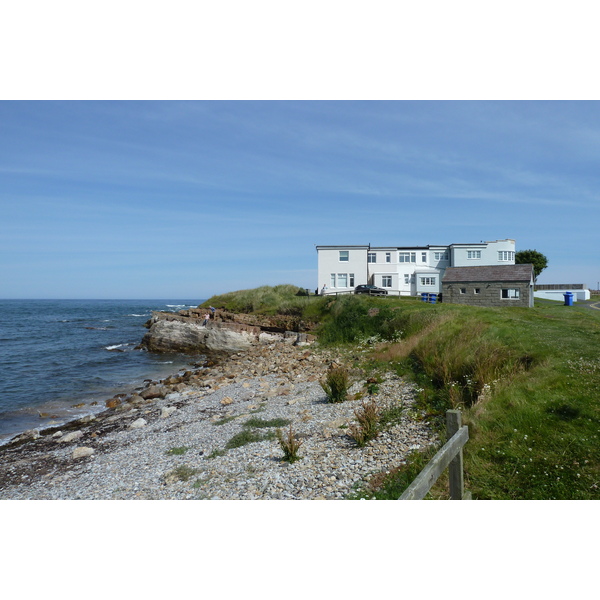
[0,341,439,500]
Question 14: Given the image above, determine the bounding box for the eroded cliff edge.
[140,308,317,354]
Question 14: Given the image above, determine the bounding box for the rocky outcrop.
[144,308,316,333]
[140,310,315,355]
[206,309,316,333]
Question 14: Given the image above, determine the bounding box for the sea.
[0,299,206,446]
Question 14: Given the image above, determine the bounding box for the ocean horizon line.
[0,298,208,302]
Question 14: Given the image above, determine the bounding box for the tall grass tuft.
[320,367,350,403]
[348,399,380,447]
[277,425,303,463]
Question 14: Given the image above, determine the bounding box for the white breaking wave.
[105,344,124,350]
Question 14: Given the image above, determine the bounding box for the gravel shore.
[0,342,439,500]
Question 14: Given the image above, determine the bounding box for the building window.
[501,288,520,299]
[420,277,436,286]
[385,252,391,263]
[404,274,410,284]
[421,252,427,262]
[330,274,336,288]
[467,250,481,259]
[498,251,515,261]
[399,252,416,263]
[434,251,448,261]
[474,288,481,294]
[339,251,349,262]
[460,287,467,294]
[382,276,392,288]
[337,273,348,287]
[367,252,376,263]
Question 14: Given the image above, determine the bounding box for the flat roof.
[443,264,534,283]
[316,239,515,251]
[315,245,369,250]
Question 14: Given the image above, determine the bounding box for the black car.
[354,285,388,296]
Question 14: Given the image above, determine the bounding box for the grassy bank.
[203,286,600,499]
[200,284,317,316]
[325,296,600,499]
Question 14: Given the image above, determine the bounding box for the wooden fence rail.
[399,410,471,500]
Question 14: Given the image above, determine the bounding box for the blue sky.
[1,100,599,298]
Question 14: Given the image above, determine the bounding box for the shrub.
[320,367,350,403]
[316,296,445,346]
[316,296,377,345]
[349,399,380,447]
[276,425,303,463]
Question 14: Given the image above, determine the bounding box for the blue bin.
[564,292,574,306]
[421,293,428,302]
[429,293,437,304]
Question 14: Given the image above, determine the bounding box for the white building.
[316,239,516,296]
[533,285,590,302]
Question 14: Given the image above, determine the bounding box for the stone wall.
[442,280,532,308]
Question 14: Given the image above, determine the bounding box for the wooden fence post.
[399,409,470,500]
[446,410,469,500]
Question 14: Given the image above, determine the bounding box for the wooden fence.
[399,410,471,500]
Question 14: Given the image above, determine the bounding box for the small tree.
[515,249,548,283]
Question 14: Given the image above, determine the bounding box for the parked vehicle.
[354,285,388,296]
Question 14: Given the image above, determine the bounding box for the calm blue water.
[0,299,206,445]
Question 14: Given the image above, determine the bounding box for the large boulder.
[139,385,168,400]
[57,430,83,443]
[72,447,94,459]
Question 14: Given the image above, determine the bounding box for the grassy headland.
[200,284,314,316]
[202,286,600,499]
